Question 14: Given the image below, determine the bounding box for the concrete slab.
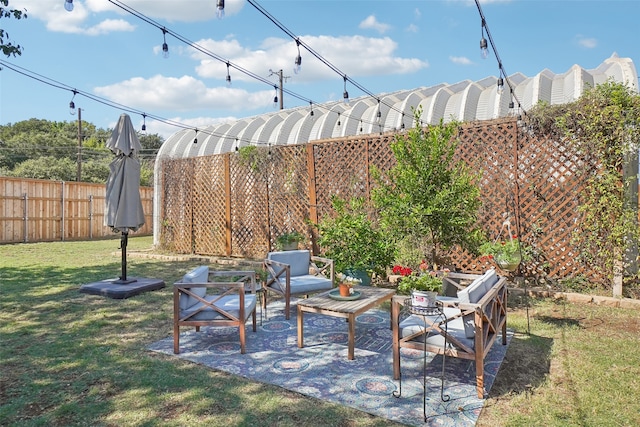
[79,277,165,299]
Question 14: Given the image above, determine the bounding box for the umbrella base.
[79,277,165,299]
[113,278,137,284]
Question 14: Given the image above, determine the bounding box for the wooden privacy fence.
[158,117,629,283]
[0,177,154,243]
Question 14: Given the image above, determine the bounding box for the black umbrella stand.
[115,230,136,284]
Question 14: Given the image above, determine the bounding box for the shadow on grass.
[488,332,553,398]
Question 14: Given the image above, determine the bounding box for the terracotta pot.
[339,283,352,297]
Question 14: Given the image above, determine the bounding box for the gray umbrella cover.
[105,113,145,233]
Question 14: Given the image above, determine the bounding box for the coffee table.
[296,286,395,360]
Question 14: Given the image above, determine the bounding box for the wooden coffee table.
[296,286,395,360]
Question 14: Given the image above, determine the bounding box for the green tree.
[372,109,484,266]
[0,119,158,186]
[0,0,26,57]
[9,156,77,181]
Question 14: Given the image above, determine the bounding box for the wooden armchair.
[173,266,257,354]
[392,269,508,398]
[263,250,334,319]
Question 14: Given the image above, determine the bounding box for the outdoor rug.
[149,299,512,426]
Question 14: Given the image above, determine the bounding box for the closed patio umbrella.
[105,113,145,284]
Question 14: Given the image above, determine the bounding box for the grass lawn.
[2,237,640,426]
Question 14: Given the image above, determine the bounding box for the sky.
[1,0,639,140]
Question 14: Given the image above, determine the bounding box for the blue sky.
[1,0,639,139]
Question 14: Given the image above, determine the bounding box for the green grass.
[2,237,640,426]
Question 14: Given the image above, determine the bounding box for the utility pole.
[269,69,288,110]
[76,108,82,182]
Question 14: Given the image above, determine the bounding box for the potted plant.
[480,236,529,272]
[315,196,395,285]
[336,273,362,297]
[395,262,449,308]
[275,231,305,251]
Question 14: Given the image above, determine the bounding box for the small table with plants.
[296,286,395,360]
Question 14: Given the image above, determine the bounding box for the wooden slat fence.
[0,177,153,243]
[159,118,638,283]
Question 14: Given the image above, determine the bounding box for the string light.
[216,0,225,19]
[226,62,232,86]
[294,39,302,74]
[273,86,278,108]
[474,0,526,116]
[193,128,198,144]
[161,28,169,59]
[141,113,147,132]
[343,76,349,104]
[69,90,77,115]
[480,19,488,59]
[309,101,314,117]
[64,0,74,12]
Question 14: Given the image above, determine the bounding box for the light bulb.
[343,90,349,104]
[480,37,488,59]
[162,42,169,59]
[64,0,74,12]
[216,0,225,19]
[497,77,504,94]
[69,101,76,115]
[294,55,302,74]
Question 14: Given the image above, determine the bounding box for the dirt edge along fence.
[0,177,154,243]
[159,117,635,284]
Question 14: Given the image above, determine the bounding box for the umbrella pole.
[116,230,136,284]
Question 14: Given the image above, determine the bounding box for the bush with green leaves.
[316,196,394,276]
[372,108,484,266]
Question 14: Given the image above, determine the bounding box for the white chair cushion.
[268,250,311,277]
[179,265,209,310]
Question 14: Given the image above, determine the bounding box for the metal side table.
[393,299,450,422]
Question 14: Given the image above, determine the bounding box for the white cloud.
[406,24,419,34]
[359,15,391,34]
[94,74,274,112]
[141,116,239,139]
[192,34,429,83]
[12,0,245,32]
[577,35,597,49]
[449,56,473,65]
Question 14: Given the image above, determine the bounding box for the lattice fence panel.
[192,155,227,256]
[517,131,602,282]
[159,118,618,282]
[160,158,194,253]
[448,120,520,272]
[313,137,370,221]
[368,133,396,187]
[229,153,270,258]
[267,145,311,251]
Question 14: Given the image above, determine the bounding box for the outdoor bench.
[391,269,508,398]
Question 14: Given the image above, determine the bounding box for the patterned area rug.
[149,299,511,426]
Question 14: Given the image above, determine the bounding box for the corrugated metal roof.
[157,55,638,160]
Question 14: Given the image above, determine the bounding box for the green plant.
[316,196,395,276]
[371,107,484,266]
[480,237,531,265]
[397,273,443,295]
[528,81,640,286]
[275,231,305,249]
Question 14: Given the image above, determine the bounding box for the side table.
[393,298,450,422]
